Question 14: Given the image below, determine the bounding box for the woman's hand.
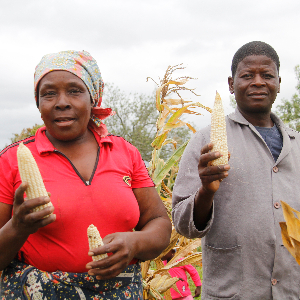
[86,231,138,280]
[11,182,56,236]
[198,143,230,194]
[86,186,172,280]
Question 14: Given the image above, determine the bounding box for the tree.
[102,83,191,161]
[10,84,192,162]
[10,123,43,144]
[275,65,300,131]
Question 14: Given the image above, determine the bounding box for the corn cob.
[17,142,53,213]
[87,224,108,261]
[210,91,228,166]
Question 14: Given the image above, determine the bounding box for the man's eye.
[241,74,252,78]
[264,74,274,79]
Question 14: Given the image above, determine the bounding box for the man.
[172,41,300,299]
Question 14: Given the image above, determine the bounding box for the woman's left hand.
[86,186,172,280]
[85,231,138,280]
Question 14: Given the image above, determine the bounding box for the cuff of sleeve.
[172,189,214,239]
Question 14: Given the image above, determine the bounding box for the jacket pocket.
[203,244,242,299]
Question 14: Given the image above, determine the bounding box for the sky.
[0,0,299,149]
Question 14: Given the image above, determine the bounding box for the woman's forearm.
[133,216,171,261]
[0,219,29,271]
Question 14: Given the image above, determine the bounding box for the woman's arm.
[0,183,55,271]
[86,186,172,280]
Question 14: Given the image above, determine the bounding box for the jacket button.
[271,278,277,285]
[273,166,279,173]
[274,202,281,209]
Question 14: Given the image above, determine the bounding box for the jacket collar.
[228,107,296,139]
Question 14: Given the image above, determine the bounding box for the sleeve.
[0,152,18,205]
[129,144,155,189]
[172,129,214,239]
[184,264,202,286]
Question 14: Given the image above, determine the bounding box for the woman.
[0,50,172,299]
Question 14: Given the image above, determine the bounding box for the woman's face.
[38,70,92,143]
[228,55,281,116]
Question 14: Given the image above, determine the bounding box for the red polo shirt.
[0,127,154,273]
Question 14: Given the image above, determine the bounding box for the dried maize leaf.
[154,274,170,290]
[149,274,162,289]
[168,239,201,265]
[164,290,172,300]
[143,280,164,300]
[154,258,165,270]
[157,109,170,131]
[163,98,192,105]
[281,201,300,242]
[280,222,296,258]
[156,231,181,260]
[210,91,228,166]
[151,132,169,149]
[163,120,186,131]
[185,122,197,133]
[162,138,177,148]
[171,282,182,296]
[156,80,188,112]
[141,260,151,280]
[154,253,202,274]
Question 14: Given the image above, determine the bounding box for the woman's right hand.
[11,182,56,236]
[198,143,230,194]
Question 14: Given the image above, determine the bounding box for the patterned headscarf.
[34,50,114,138]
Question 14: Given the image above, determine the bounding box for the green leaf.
[153,140,189,185]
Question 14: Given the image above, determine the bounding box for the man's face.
[228,55,281,116]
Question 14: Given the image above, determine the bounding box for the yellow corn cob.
[210,91,228,166]
[87,224,108,261]
[17,142,53,213]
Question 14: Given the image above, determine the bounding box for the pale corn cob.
[210,91,228,166]
[17,142,53,213]
[87,224,108,261]
[157,277,179,294]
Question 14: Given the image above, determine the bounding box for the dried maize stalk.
[87,224,108,261]
[17,142,53,213]
[210,91,228,166]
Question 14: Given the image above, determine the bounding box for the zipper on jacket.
[53,147,100,186]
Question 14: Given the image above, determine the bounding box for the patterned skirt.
[0,259,143,300]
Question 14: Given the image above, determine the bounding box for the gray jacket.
[172,108,300,300]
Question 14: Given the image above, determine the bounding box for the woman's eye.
[40,91,55,97]
[69,89,81,94]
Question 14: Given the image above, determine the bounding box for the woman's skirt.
[0,259,143,299]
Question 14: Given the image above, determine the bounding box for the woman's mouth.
[54,118,76,126]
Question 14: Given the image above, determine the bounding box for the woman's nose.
[55,93,71,110]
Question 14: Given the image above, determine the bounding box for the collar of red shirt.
[35,126,114,155]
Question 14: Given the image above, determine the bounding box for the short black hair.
[231,41,280,78]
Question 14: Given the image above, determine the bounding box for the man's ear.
[278,76,281,93]
[228,76,234,94]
